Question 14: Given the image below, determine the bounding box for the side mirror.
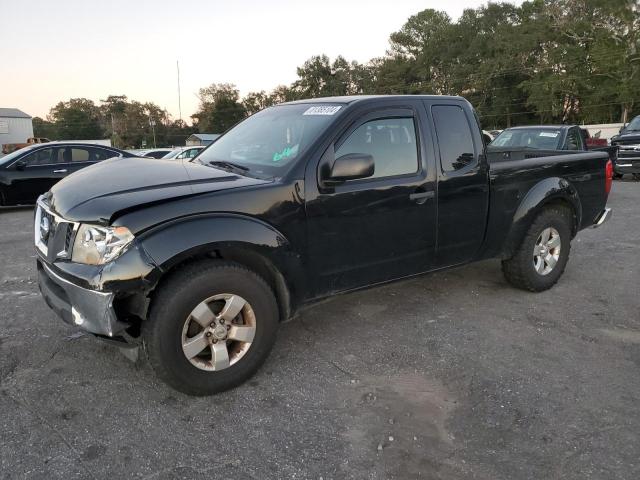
[328,153,374,182]
[15,160,26,171]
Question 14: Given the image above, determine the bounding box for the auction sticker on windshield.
[303,106,342,116]
[539,132,559,137]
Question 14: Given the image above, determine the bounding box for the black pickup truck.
[35,95,613,395]
[490,124,588,151]
[487,124,618,166]
[611,115,640,179]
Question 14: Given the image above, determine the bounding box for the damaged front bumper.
[38,260,127,336]
[37,242,159,339]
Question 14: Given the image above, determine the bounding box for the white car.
[138,148,174,159]
[162,146,206,160]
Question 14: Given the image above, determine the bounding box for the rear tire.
[502,206,572,292]
[143,260,279,396]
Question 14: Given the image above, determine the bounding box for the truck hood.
[612,132,640,145]
[48,157,270,223]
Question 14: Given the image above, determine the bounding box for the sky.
[1,0,522,123]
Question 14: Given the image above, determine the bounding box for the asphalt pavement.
[1,180,638,479]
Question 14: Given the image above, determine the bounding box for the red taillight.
[605,160,613,195]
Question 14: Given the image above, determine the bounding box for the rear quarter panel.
[481,151,609,259]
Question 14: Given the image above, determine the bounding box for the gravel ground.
[0,180,638,480]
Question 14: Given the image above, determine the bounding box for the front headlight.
[71,224,134,265]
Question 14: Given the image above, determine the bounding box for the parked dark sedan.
[0,143,135,206]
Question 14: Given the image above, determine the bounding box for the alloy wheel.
[181,294,256,371]
[532,227,561,276]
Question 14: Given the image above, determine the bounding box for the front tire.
[502,206,572,292]
[143,260,279,395]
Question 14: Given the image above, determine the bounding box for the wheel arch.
[502,177,581,259]
[138,214,304,321]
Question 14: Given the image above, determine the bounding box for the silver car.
[162,146,206,160]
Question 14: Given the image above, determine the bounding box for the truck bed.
[487,146,617,163]
[481,150,610,259]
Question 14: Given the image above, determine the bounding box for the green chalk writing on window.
[272,144,299,162]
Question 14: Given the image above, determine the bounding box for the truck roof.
[282,95,466,105]
[506,125,573,130]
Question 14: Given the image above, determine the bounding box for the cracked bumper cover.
[37,243,159,337]
[38,261,126,336]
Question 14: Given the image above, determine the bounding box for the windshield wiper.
[208,160,250,173]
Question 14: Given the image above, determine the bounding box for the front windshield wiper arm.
[208,160,250,173]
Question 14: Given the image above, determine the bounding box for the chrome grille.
[64,223,76,252]
[618,145,640,152]
[35,199,78,260]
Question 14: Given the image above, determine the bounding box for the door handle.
[53,169,68,174]
[409,191,434,204]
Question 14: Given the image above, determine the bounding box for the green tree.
[48,98,103,140]
[267,85,301,104]
[578,0,640,122]
[100,95,128,146]
[293,55,376,97]
[165,119,197,147]
[379,9,455,94]
[192,83,247,133]
[242,91,273,115]
[38,1,640,142]
[32,117,57,139]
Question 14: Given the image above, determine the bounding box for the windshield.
[491,128,562,149]
[162,148,183,159]
[195,103,342,177]
[624,116,640,132]
[0,144,38,166]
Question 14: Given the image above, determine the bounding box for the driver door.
[305,105,437,297]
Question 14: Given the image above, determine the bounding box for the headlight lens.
[71,224,134,265]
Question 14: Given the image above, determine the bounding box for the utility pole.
[149,116,157,148]
[110,112,116,143]
[177,60,183,122]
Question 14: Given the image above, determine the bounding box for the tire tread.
[502,206,572,292]
[143,259,278,395]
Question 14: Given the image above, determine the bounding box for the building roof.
[0,108,31,119]
[188,133,221,141]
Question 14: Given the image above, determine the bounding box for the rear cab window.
[565,128,583,150]
[431,105,476,172]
